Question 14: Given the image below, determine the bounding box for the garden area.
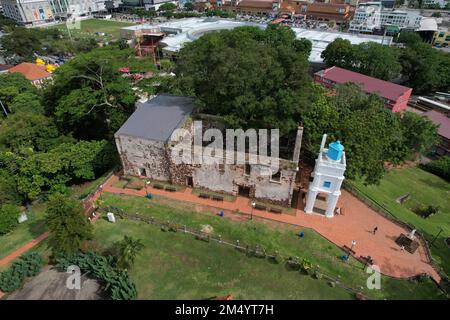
[48,19,135,40]
[94,192,445,300]
[0,204,47,271]
[349,166,450,277]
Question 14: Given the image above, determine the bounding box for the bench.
[254,204,266,211]
[269,207,282,214]
[165,186,177,192]
[212,195,224,201]
[153,184,164,190]
[199,193,210,199]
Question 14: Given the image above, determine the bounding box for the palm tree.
[116,236,144,270]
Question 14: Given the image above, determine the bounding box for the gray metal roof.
[115,94,195,142]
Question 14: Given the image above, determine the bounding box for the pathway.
[0,188,103,299]
[0,232,50,299]
[102,175,441,283]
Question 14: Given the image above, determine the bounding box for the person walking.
[373,226,378,235]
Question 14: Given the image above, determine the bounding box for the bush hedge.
[56,251,137,300]
[422,156,450,182]
[0,253,43,292]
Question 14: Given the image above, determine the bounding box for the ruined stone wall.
[115,120,301,206]
[115,134,170,181]
[192,163,296,206]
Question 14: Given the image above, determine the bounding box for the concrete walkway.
[102,175,441,283]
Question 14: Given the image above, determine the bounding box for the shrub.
[56,251,137,300]
[414,204,440,218]
[300,258,313,273]
[422,156,450,182]
[0,204,20,235]
[0,253,43,292]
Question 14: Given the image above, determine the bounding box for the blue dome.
[327,140,344,161]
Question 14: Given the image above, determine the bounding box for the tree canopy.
[45,194,93,255]
[301,84,439,184]
[44,47,137,140]
[321,38,402,81]
[174,24,314,136]
[321,38,450,94]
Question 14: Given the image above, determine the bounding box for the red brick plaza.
[102,175,440,283]
[0,173,440,300]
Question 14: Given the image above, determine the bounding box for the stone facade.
[115,104,303,206]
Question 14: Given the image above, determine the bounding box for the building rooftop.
[8,62,51,81]
[423,110,450,140]
[315,66,411,101]
[115,94,195,142]
[121,18,392,63]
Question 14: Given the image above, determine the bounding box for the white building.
[0,0,106,25]
[422,0,448,8]
[120,17,392,63]
[304,135,346,218]
[0,0,54,25]
[349,1,423,33]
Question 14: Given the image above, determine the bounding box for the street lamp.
[251,201,256,220]
[145,180,151,196]
[346,240,356,260]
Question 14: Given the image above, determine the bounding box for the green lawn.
[0,203,47,271]
[95,193,445,300]
[0,172,107,269]
[350,166,450,276]
[49,19,135,39]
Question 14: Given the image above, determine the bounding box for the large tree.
[321,38,356,70]
[16,140,116,200]
[45,194,93,255]
[353,42,401,81]
[400,42,450,94]
[0,113,63,152]
[175,24,315,136]
[45,49,137,140]
[0,73,38,107]
[399,111,439,155]
[321,39,401,81]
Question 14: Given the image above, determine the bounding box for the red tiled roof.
[8,62,51,81]
[238,0,275,9]
[315,66,412,102]
[423,110,450,140]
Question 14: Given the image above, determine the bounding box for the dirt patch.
[7,267,106,300]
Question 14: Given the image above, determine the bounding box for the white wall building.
[349,1,423,33]
[422,0,448,8]
[0,0,54,25]
[304,135,346,218]
[0,0,106,25]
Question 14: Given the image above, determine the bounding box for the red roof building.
[8,62,52,87]
[423,110,450,156]
[314,66,412,112]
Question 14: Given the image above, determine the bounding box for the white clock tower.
[304,134,346,218]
